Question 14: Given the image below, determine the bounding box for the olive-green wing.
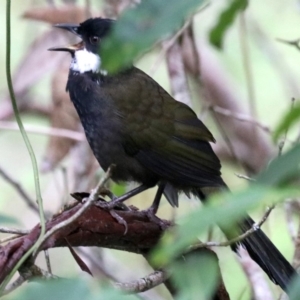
[110,68,223,187]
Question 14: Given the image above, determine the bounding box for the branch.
[0,166,39,214]
[33,166,114,257]
[209,105,270,134]
[238,247,273,300]
[191,205,274,249]
[0,201,166,285]
[0,121,84,141]
[2,264,57,297]
[114,270,168,293]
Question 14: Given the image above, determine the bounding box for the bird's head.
[49,18,114,74]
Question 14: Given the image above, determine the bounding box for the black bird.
[50,17,296,291]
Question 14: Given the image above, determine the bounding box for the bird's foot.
[94,197,131,234]
[142,207,170,230]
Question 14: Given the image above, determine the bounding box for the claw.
[143,207,170,230]
[110,210,128,234]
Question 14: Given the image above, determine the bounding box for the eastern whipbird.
[49,17,296,291]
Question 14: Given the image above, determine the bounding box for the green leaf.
[273,102,300,141]
[151,186,299,266]
[111,182,126,197]
[151,187,264,265]
[14,278,138,300]
[101,0,205,73]
[171,252,219,300]
[0,214,17,224]
[287,273,300,300]
[256,143,300,186]
[209,0,248,49]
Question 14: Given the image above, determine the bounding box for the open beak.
[53,23,80,36]
[48,41,84,53]
[48,23,82,53]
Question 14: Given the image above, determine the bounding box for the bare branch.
[209,105,271,133]
[0,227,29,235]
[44,250,52,275]
[191,206,274,249]
[2,264,57,297]
[165,38,192,107]
[0,166,39,214]
[33,166,114,257]
[0,121,84,141]
[277,38,300,51]
[235,173,255,181]
[238,247,273,300]
[114,270,168,293]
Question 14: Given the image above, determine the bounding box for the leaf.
[65,238,93,276]
[287,273,300,300]
[151,187,264,265]
[256,143,300,186]
[171,252,219,300]
[151,186,298,266]
[0,214,17,224]
[14,277,138,300]
[209,0,248,49]
[101,0,206,73]
[273,102,300,141]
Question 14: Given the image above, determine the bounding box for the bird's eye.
[89,36,99,45]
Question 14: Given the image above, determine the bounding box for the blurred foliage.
[274,101,300,141]
[101,0,206,72]
[12,277,139,300]
[2,0,300,299]
[0,214,17,224]
[209,0,248,48]
[256,143,300,186]
[170,253,219,300]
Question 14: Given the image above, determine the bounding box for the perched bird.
[50,17,296,291]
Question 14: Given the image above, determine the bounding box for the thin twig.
[209,105,270,133]
[191,205,274,249]
[235,173,255,182]
[114,270,168,293]
[0,227,29,235]
[32,166,114,258]
[278,98,295,156]
[0,121,84,141]
[277,38,300,51]
[2,0,46,292]
[239,12,257,121]
[0,235,22,244]
[2,265,57,296]
[0,227,29,245]
[44,250,52,275]
[0,166,39,214]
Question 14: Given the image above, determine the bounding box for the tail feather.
[195,189,296,292]
[236,217,295,291]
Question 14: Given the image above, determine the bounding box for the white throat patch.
[70,48,101,74]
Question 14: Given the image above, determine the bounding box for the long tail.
[195,188,296,292]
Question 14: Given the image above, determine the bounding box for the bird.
[49,17,296,291]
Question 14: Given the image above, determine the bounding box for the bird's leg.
[150,182,166,214]
[100,184,151,209]
[95,184,151,234]
[143,183,169,229]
